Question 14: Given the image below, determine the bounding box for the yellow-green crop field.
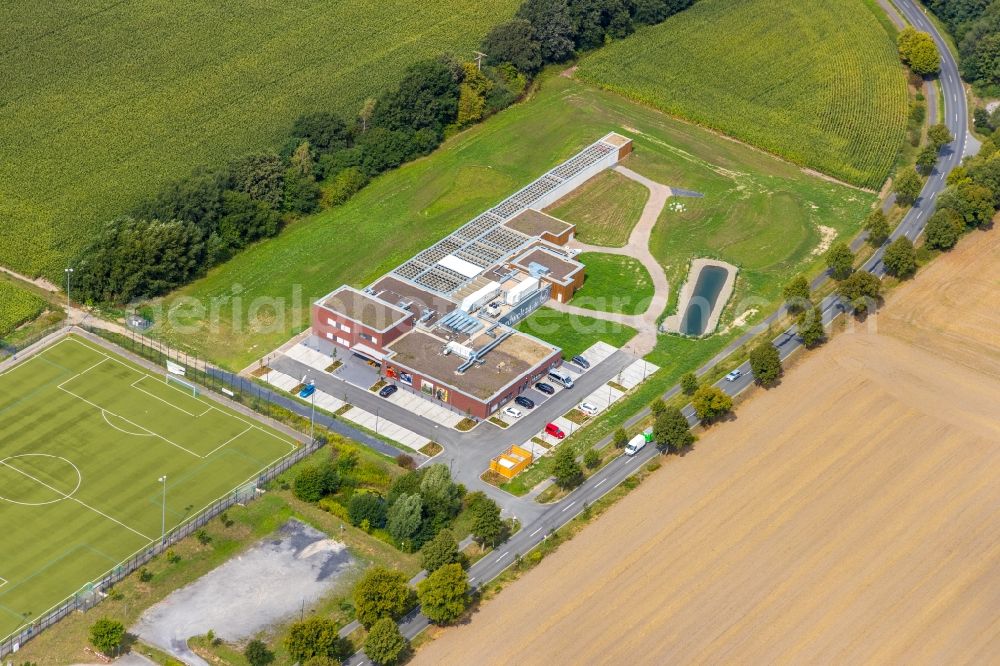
[0,0,518,279]
[576,0,908,189]
[0,282,47,338]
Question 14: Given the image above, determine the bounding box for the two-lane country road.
[343,2,972,661]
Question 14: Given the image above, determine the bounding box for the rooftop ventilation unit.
[418,308,435,323]
[528,262,550,278]
[439,310,484,336]
[398,300,413,311]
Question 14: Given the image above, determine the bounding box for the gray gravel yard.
[133,520,355,665]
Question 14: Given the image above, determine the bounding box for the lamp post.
[64,267,74,320]
[157,476,167,544]
[309,383,316,444]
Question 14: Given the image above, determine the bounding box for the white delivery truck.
[625,427,654,456]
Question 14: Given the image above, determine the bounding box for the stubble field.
[413,228,1000,665]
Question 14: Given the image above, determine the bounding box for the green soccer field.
[0,335,296,640]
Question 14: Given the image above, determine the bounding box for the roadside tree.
[649,397,667,416]
[928,123,953,148]
[420,528,462,573]
[825,241,855,280]
[680,371,699,395]
[583,447,601,469]
[883,237,917,278]
[798,306,827,348]
[364,618,408,666]
[916,144,939,175]
[838,271,882,316]
[612,427,630,449]
[894,168,923,207]
[653,407,694,453]
[553,445,584,489]
[353,567,414,628]
[691,386,733,424]
[924,209,963,250]
[467,492,505,546]
[284,616,347,662]
[782,275,811,312]
[417,563,470,624]
[863,209,891,246]
[748,340,782,387]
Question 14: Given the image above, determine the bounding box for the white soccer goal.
[165,374,199,397]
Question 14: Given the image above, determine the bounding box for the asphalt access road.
[343,3,971,661]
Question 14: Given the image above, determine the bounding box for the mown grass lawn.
[148,74,873,371]
[0,0,519,278]
[569,253,653,315]
[576,0,907,190]
[547,169,648,246]
[516,307,638,360]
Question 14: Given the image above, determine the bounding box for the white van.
[548,367,574,388]
[625,427,654,456]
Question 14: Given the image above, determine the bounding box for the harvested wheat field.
[415,228,1000,665]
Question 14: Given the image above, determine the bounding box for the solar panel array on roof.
[390,137,619,296]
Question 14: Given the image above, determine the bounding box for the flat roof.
[318,286,410,330]
[504,209,575,238]
[370,276,457,327]
[601,132,632,147]
[438,254,482,279]
[386,330,556,400]
[511,247,584,284]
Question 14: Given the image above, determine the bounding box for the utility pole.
[474,51,487,71]
[158,476,167,545]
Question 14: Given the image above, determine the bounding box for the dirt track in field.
[414,228,1000,665]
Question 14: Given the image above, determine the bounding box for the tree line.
[73,0,700,307]
[926,0,1000,91]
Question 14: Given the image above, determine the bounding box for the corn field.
[0,282,46,337]
[577,0,908,190]
[0,0,519,280]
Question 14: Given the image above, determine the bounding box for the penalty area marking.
[102,410,154,437]
[0,576,7,590]
[130,376,212,418]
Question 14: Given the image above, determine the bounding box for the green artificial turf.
[0,335,295,640]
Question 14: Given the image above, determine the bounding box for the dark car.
[514,395,535,409]
[378,384,398,398]
[534,382,555,395]
[571,355,591,370]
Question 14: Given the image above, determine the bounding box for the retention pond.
[662,259,737,337]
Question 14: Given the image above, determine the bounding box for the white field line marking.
[67,335,296,453]
[59,385,202,458]
[131,377,202,417]
[0,460,151,541]
[529,527,544,537]
[101,410,153,437]
[0,576,7,589]
[202,426,253,457]
[495,551,510,563]
[595,477,608,487]
[561,500,576,513]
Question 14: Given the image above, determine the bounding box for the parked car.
[548,368,574,388]
[535,382,555,395]
[725,369,742,382]
[545,422,565,439]
[514,395,535,409]
[503,406,522,419]
[571,355,591,369]
[578,401,598,417]
[379,384,398,398]
[299,383,316,399]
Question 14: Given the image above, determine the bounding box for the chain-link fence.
[0,328,323,657]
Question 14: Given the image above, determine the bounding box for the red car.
[544,422,565,439]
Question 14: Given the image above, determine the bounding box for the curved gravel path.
[550,165,671,356]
